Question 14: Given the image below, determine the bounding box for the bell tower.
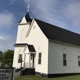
[16,4,31,43]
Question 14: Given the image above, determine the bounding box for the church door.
[31,54,35,68]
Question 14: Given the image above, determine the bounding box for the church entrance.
[31,54,35,68]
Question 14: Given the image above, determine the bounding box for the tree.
[2,50,14,67]
[0,51,3,59]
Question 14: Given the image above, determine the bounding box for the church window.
[38,53,42,64]
[63,49,67,66]
[78,51,80,66]
[63,54,67,66]
[18,54,22,63]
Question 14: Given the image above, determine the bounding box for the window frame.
[18,54,22,63]
[63,54,67,66]
[38,53,42,64]
[78,51,80,66]
[63,49,67,66]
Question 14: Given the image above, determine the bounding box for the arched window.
[78,51,80,66]
[38,47,42,64]
[18,50,22,63]
[38,53,41,64]
[63,48,67,66]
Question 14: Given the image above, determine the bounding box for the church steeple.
[25,4,31,22]
[25,12,31,22]
[18,4,31,23]
[18,13,31,23]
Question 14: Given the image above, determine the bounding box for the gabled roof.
[14,43,36,52]
[35,19,80,46]
[27,45,36,52]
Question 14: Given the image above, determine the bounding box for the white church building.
[13,12,80,77]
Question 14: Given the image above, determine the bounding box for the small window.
[38,53,41,64]
[63,49,67,66]
[78,56,80,66]
[78,51,80,66]
[63,54,67,66]
[18,54,22,63]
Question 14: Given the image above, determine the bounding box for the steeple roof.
[18,12,32,23]
[25,12,32,22]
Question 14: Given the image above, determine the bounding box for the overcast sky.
[0,0,80,52]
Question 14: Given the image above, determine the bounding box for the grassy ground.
[15,75,80,80]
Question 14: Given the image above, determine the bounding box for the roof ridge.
[35,18,80,46]
[35,18,80,36]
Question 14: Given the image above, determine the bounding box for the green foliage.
[0,51,3,59]
[2,50,14,67]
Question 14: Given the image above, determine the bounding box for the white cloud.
[0,36,4,40]
[0,36,16,52]
[23,0,68,29]
[23,0,80,32]
[0,10,16,51]
[0,10,15,27]
[64,2,80,28]
[10,0,16,4]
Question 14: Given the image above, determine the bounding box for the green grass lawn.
[15,75,80,80]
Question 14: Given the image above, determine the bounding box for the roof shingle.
[35,19,80,46]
